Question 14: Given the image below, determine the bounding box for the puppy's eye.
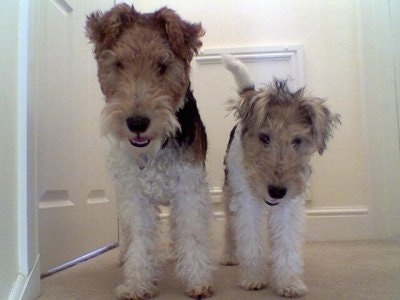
[114,61,124,70]
[157,62,168,76]
[292,137,302,148]
[259,133,271,146]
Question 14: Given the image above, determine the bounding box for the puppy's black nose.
[126,116,150,133]
[268,185,287,199]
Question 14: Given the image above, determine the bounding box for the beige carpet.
[39,240,400,300]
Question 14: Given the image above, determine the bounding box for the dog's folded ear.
[86,4,138,55]
[302,98,341,155]
[155,8,205,63]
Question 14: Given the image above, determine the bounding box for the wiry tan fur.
[86,3,206,164]
[86,4,214,300]
[237,80,340,201]
[221,55,340,297]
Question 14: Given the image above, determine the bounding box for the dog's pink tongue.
[130,136,150,148]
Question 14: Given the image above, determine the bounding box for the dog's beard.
[101,102,180,168]
[124,137,164,169]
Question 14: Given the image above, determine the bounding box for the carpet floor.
[39,240,400,299]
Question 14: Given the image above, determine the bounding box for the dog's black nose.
[268,185,287,199]
[126,116,150,133]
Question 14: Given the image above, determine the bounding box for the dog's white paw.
[274,278,308,298]
[240,279,267,291]
[185,285,214,299]
[115,284,157,300]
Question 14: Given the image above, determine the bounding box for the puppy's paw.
[115,284,157,300]
[185,285,214,299]
[274,278,308,298]
[240,279,267,291]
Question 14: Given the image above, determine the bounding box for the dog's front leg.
[116,197,161,300]
[170,166,214,298]
[232,192,268,290]
[267,198,308,298]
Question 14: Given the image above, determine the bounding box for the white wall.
[358,0,400,239]
[0,0,21,298]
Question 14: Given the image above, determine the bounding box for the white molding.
[207,188,372,240]
[306,206,371,241]
[210,186,223,203]
[17,0,29,276]
[8,255,40,300]
[160,188,372,240]
[306,206,368,217]
[195,45,305,88]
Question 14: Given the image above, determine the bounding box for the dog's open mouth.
[129,136,150,148]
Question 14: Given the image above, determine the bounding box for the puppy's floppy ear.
[85,4,138,55]
[155,8,204,62]
[232,90,270,129]
[302,98,341,154]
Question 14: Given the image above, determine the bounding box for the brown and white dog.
[86,4,214,299]
[220,55,340,297]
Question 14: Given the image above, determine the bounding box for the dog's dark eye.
[114,60,124,70]
[259,133,271,146]
[157,63,168,76]
[292,137,302,148]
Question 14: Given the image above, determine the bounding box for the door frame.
[9,0,41,299]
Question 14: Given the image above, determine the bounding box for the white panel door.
[33,0,116,274]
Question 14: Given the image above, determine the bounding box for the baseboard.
[211,188,373,240]
[8,254,40,300]
[159,188,372,241]
[305,206,372,241]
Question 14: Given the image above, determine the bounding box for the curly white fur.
[108,140,214,299]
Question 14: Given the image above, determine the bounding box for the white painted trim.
[305,206,371,240]
[8,255,40,300]
[211,188,372,240]
[306,206,368,217]
[17,0,29,276]
[160,188,372,240]
[210,186,223,203]
[196,45,305,88]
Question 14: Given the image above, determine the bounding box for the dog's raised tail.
[221,54,255,93]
